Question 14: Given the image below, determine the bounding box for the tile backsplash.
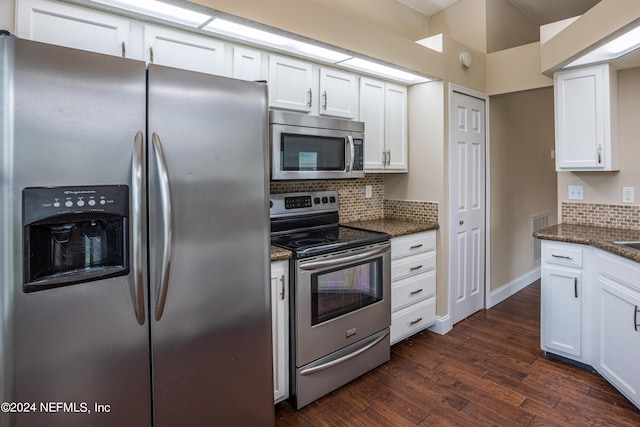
[270,174,384,222]
[270,174,439,224]
[562,201,640,230]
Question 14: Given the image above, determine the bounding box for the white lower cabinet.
[540,241,591,364]
[540,240,640,409]
[270,261,289,404]
[390,231,436,344]
[595,251,640,408]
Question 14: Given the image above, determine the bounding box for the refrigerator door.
[0,38,151,427]
[147,65,273,426]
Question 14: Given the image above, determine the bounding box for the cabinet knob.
[459,220,464,226]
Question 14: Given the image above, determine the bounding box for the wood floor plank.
[275,281,640,426]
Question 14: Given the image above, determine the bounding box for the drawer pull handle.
[635,305,639,332]
[410,244,423,250]
[410,265,423,271]
[410,288,423,295]
[410,317,423,325]
[551,254,573,260]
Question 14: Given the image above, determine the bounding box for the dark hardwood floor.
[275,280,640,426]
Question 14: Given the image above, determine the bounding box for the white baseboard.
[428,315,452,335]
[487,267,540,309]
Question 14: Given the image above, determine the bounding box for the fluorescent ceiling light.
[90,0,211,27]
[338,57,430,84]
[415,34,443,53]
[204,19,351,63]
[565,25,640,68]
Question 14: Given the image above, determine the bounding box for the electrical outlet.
[623,187,634,204]
[568,185,584,200]
[365,185,372,198]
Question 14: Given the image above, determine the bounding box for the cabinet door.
[268,55,313,112]
[319,67,357,119]
[554,64,617,171]
[232,45,265,82]
[359,77,386,171]
[597,277,640,406]
[541,266,582,358]
[16,0,131,58]
[385,83,408,171]
[144,25,226,76]
[271,261,289,404]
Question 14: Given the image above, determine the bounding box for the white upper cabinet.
[318,67,357,119]
[16,0,133,58]
[232,45,265,82]
[144,25,226,76]
[268,54,314,113]
[360,77,407,172]
[554,63,618,171]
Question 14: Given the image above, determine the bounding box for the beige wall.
[486,0,539,53]
[558,68,640,207]
[486,43,553,95]
[306,0,430,42]
[1,1,15,32]
[490,88,557,290]
[385,81,449,315]
[430,0,487,53]
[192,0,482,88]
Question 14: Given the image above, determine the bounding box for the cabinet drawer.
[391,231,435,259]
[391,252,435,281]
[392,270,436,311]
[390,297,435,344]
[543,243,583,268]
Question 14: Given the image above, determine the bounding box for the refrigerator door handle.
[132,131,146,325]
[152,132,172,321]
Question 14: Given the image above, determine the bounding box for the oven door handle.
[299,330,389,376]
[299,245,389,271]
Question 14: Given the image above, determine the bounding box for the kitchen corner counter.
[534,223,640,263]
[342,218,439,238]
[270,245,292,262]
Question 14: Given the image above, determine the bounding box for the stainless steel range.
[270,191,391,409]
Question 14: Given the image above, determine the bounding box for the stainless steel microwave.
[270,110,364,180]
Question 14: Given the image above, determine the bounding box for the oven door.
[295,241,391,366]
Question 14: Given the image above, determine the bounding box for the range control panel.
[23,185,129,225]
[270,191,339,218]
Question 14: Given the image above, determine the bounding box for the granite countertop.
[270,245,292,262]
[341,218,439,238]
[534,223,640,263]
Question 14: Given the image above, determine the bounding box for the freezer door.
[0,37,151,427]
[147,65,273,426]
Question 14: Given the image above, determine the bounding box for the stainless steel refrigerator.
[0,36,273,426]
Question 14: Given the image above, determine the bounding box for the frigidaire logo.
[63,190,97,195]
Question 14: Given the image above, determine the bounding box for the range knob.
[313,197,321,205]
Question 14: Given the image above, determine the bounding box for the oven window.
[311,258,383,326]
[281,134,345,171]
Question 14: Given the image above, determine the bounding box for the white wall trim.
[487,267,540,309]
[428,315,452,335]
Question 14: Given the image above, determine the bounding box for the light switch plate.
[568,185,584,200]
[623,187,634,203]
[365,185,372,198]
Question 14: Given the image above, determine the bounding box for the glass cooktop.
[271,225,389,258]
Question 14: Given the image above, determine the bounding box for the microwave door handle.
[152,132,173,322]
[346,135,355,172]
[132,131,146,325]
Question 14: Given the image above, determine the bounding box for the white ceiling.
[395,0,601,25]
